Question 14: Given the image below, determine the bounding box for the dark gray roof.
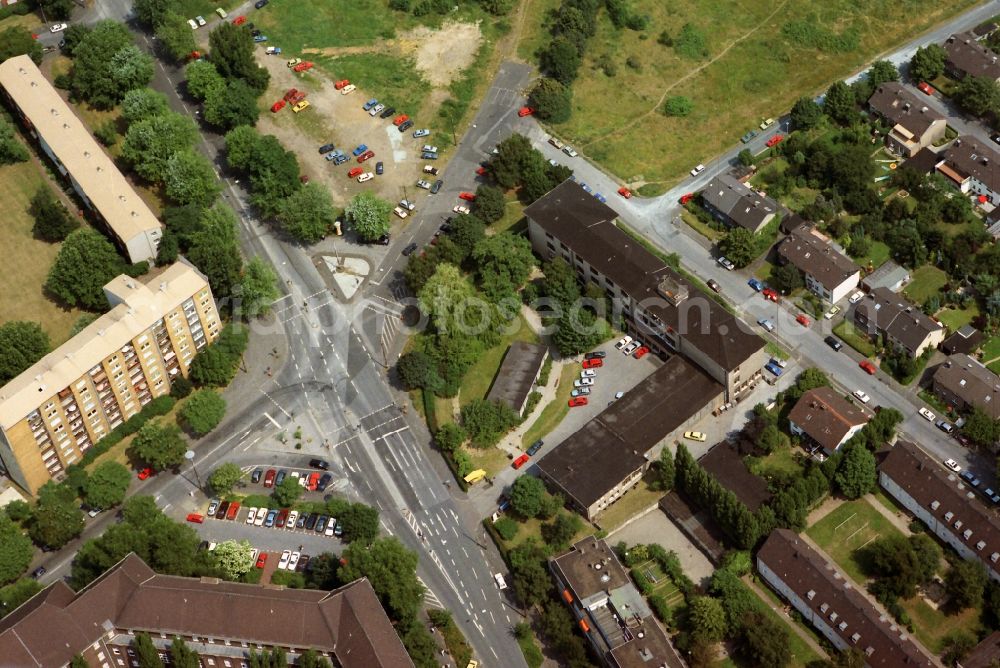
[524,180,765,374]
[699,441,772,511]
[537,356,723,509]
[867,82,945,139]
[485,341,547,411]
[944,31,1000,79]
[941,135,1000,194]
[941,325,984,355]
[933,353,1000,419]
[700,173,778,232]
[758,529,935,667]
[854,287,943,352]
[777,224,859,292]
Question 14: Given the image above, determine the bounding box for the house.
[787,387,869,455]
[940,324,984,355]
[961,630,1000,668]
[549,536,686,668]
[932,353,1000,419]
[485,341,548,417]
[880,440,1000,583]
[867,82,947,157]
[853,287,945,358]
[0,552,412,667]
[860,260,910,293]
[757,529,935,666]
[776,223,860,304]
[934,135,1000,205]
[699,174,779,233]
[944,32,1000,81]
[525,180,767,401]
[537,356,722,520]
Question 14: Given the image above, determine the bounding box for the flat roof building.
[485,341,548,417]
[860,260,910,293]
[0,261,220,493]
[0,55,162,264]
[932,353,1000,419]
[0,552,412,668]
[777,223,860,304]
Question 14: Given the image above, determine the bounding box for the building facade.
[853,287,945,358]
[777,223,860,304]
[0,262,219,494]
[0,55,163,263]
[867,82,947,157]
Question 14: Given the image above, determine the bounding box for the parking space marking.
[264,412,281,429]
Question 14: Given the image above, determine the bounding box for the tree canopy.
[0,26,42,65]
[45,229,124,310]
[910,44,947,83]
[277,183,336,243]
[122,88,170,125]
[208,22,270,92]
[186,204,244,297]
[345,192,392,242]
[208,462,243,495]
[179,389,227,436]
[338,538,423,626]
[510,475,546,518]
[212,539,255,579]
[84,461,132,509]
[155,13,198,62]
[129,420,188,471]
[70,22,153,109]
[121,111,199,183]
[203,79,261,131]
[237,257,280,319]
[165,150,221,207]
[0,514,33,585]
[0,321,50,386]
[528,77,572,123]
[472,232,535,302]
[29,482,84,550]
[719,228,756,267]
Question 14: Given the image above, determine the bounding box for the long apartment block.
[0,261,220,494]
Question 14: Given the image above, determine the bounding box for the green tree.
[185,59,226,102]
[29,482,84,550]
[397,350,440,391]
[277,183,335,243]
[69,655,89,668]
[85,461,131,509]
[169,637,201,668]
[434,422,466,452]
[823,80,857,125]
[338,538,423,625]
[247,135,302,216]
[0,118,29,165]
[208,22,270,92]
[541,37,581,85]
[122,88,170,125]
[59,24,93,57]
[179,389,227,436]
[204,79,261,131]
[155,13,198,62]
[867,60,899,87]
[169,375,194,399]
[298,649,333,668]
[833,443,876,499]
[0,321,50,386]
[541,512,581,550]
[94,120,119,147]
[133,0,173,27]
[955,75,1000,117]
[650,446,675,491]
[719,227,756,267]
[272,476,302,507]
[237,256,280,319]
[472,232,535,301]
[338,502,380,545]
[663,95,693,117]
[0,26,43,65]
[165,150,221,207]
[509,543,552,607]
[187,204,244,297]
[460,399,518,448]
[134,633,165,668]
[864,534,939,599]
[45,228,124,310]
[121,111,199,182]
[552,306,609,357]
[910,44,947,84]
[472,184,506,224]
[946,559,988,610]
[528,77,572,122]
[189,323,248,387]
[510,475,546,518]
[213,539,255,579]
[494,517,518,540]
[689,596,727,642]
[129,420,188,471]
[737,148,754,167]
[0,578,43,617]
[941,630,977,666]
[449,214,487,256]
[741,611,791,668]
[490,134,535,189]
[769,263,803,294]
[38,0,75,20]
[345,192,392,242]
[4,499,31,523]
[208,462,243,495]
[964,407,1000,448]
[71,22,154,109]
[224,125,259,171]
[0,514,32,585]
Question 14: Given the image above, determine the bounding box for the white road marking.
[264,412,281,429]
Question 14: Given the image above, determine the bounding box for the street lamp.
[184,450,203,491]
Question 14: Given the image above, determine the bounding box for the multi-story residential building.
[932,353,1000,419]
[776,223,860,304]
[934,135,1000,205]
[699,174,779,234]
[757,529,935,667]
[867,82,948,157]
[0,261,219,494]
[550,536,685,668]
[880,440,1000,583]
[853,287,945,358]
[788,387,869,456]
[0,55,163,263]
[525,180,767,401]
[0,552,412,667]
[944,31,1000,81]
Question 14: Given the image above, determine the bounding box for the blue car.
[333,154,349,165]
[764,362,783,376]
[595,193,607,203]
[363,98,378,111]
[748,278,764,292]
[581,183,592,193]
[264,509,278,527]
[421,151,438,160]
[253,34,268,42]
[352,144,368,157]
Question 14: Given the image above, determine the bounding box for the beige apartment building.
[0,261,220,494]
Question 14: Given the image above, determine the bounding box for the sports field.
[806,498,904,584]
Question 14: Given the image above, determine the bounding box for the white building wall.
[756,558,849,652]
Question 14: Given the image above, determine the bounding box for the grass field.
[984,336,1000,361]
[748,446,804,480]
[596,476,662,531]
[851,240,891,271]
[903,265,948,305]
[680,209,725,242]
[903,595,981,654]
[806,498,904,584]
[521,364,576,447]
[936,304,979,333]
[522,0,979,189]
[833,320,876,358]
[459,313,540,407]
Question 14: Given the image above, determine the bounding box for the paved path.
[863,493,914,535]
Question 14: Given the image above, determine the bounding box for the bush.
[663,96,693,117]
[494,517,519,541]
[179,389,227,436]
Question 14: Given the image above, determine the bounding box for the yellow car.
[684,431,707,442]
[287,57,302,68]
[466,661,478,668]
[292,100,310,113]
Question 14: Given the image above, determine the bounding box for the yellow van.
[463,469,486,485]
[215,7,227,19]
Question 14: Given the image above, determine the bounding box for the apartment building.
[525,180,767,401]
[776,223,860,305]
[0,552,412,668]
[944,31,1000,81]
[0,261,219,494]
[853,287,945,358]
[699,174,779,234]
[0,55,162,263]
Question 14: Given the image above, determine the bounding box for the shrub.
[494,517,519,541]
[663,96,693,117]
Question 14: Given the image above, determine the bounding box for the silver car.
[369,103,385,117]
[413,129,430,138]
[415,179,431,190]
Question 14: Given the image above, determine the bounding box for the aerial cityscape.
[1,0,1000,666]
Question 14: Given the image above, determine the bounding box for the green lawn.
[903,595,982,654]
[748,446,804,480]
[752,583,826,667]
[806,498,905,585]
[744,582,822,667]
[521,364,576,448]
[903,266,948,305]
[254,0,399,50]
[981,335,1000,361]
[490,195,526,234]
[936,304,979,333]
[596,476,663,531]
[459,313,539,407]
[755,260,775,281]
[833,321,876,358]
[681,209,725,242]
[318,53,431,118]
[851,240,890,271]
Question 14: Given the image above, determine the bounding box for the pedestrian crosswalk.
[418,576,444,609]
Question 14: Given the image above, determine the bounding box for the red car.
[255,552,268,569]
[186,513,204,524]
[796,314,811,327]
[917,81,934,95]
[283,88,300,101]
[275,509,288,527]
[357,149,375,163]
[308,472,320,490]
[679,192,694,205]
[293,61,314,73]
[334,79,350,90]
[270,100,286,113]
[263,468,277,488]
[392,114,409,126]
[859,360,877,375]
[458,192,476,201]
[633,346,649,359]
[518,106,535,117]
[568,397,588,407]
[618,187,632,199]
[348,167,363,178]
[582,358,603,369]
[512,454,530,470]
[476,166,487,176]
[138,467,154,480]
[225,502,241,521]
[762,288,779,302]
[766,134,784,148]
[232,15,246,25]
[188,50,202,61]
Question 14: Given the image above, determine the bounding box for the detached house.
[776,223,860,304]
[944,32,1000,81]
[935,136,1000,204]
[867,82,947,157]
[788,387,869,455]
[932,353,1000,420]
[853,287,945,358]
[699,174,779,234]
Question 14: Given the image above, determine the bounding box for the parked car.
[717,256,735,271]
[394,206,409,219]
[292,61,314,73]
[453,205,470,214]
[251,468,263,483]
[207,498,220,516]
[423,165,439,175]
[859,360,877,375]
[582,357,603,369]
[562,146,578,157]
[246,508,257,524]
[757,318,775,332]
[400,199,416,211]
[762,288,779,302]
[570,388,590,397]
[918,407,936,422]
[936,419,955,434]
[226,502,241,521]
[684,431,707,442]
[317,473,333,492]
[254,0,268,7]
[375,161,384,175]
[352,144,368,157]
[615,335,633,350]
[138,467,154,480]
[286,510,299,528]
[766,134,784,148]
[416,179,431,190]
[618,187,632,198]
[764,361,784,376]
[527,440,544,456]
[334,79,350,90]
[402,243,418,256]
[186,513,204,523]
[824,305,841,320]
[340,84,356,95]
[292,100,310,112]
[363,98,378,111]
[848,291,864,304]
[357,172,374,183]
[690,164,706,176]
[796,314,811,327]
[253,34,268,42]
[568,397,588,407]
[393,114,410,126]
[623,341,640,355]
[581,369,597,378]
[944,459,961,473]
[458,192,475,201]
[824,336,843,351]
[517,106,535,117]
[413,129,430,138]
[399,119,414,132]
[264,509,278,527]
[633,346,649,359]
[255,552,268,568]
[741,130,757,144]
[196,15,207,25]
[573,378,594,387]
[278,550,291,569]
[348,167,363,178]
[853,390,871,404]
[50,22,68,32]
[370,104,385,117]
[275,470,287,486]
[421,150,437,159]
[380,106,396,118]
[275,509,288,528]
[917,81,934,95]
[318,143,335,154]
[707,279,721,293]
[430,180,443,194]
[265,45,281,54]
[512,454,530,470]
[584,351,606,360]
[759,117,775,130]
[315,516,328,533]
[263,468,277,487]
[254,508,267,526]
[270,98,286,112]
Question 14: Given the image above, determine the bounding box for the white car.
[852,390,870,404]
[325,521,336,536]
[614,391,625,399]
[416,179,431,190]
[369,104,385,117]
[357,172,374,183]
[918,407,936,422]
[717,256,735,271]
[622,341,640,355]
[453,205,470,214]
[824,305,841,320]
[398,199,414,211]
[188,18,198,29]
[690,164,706,176]
[944,458,962,473]
[278,550,291,569]
[615,336,633,350]
[393,206,408,219]
[571,388,590,396]
[254,509,267,526]
[562,145,578,157]
[50,22,68,33]
[421,145,438,154]
[848,291,864,304]
[413,129,430,138]
[757,318,775,332]
[494,573,508,590]
[581,369,597,378]
[341,84,356,95]
[195,15,206,25]
[286,510,299,528]
[574,378,595,387]
[287,551,301,570]
[245,507,258,525]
